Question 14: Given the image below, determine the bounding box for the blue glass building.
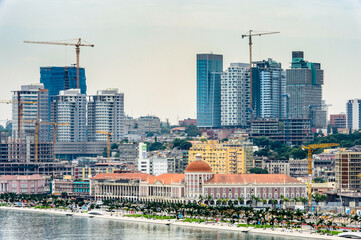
[40,66,87,97]
[197,54,223,128]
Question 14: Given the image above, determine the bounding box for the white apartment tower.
[12,84,49,142]
[52,89,87,142]
[88,88,125,142]
[221,63,251,127]
[346,99,361,130]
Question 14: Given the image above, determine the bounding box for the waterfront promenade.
[0,206,347,240]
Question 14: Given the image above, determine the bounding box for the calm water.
[0,209,302,240]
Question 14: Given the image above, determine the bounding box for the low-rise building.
[137,158,168,176]
[262,159,290,175]
[289,159,308,178]
[0,175,46,194]
[92,161,306,204]
[52,179,90,197]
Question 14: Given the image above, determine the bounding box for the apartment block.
[12,84,49,142]
[221,63,250,127]
[346,99,361,130]
[188,139,254,174]
[330,113,346,129]
[137,116,161,134]
[335,151,361,191]
[51,89,87,142]
[88,88,125,142]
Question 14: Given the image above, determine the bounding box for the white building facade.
[221,63,250,127]
[88,88,125,142]
[53,89,87,142]
[12,84,49,142]
[346,99,361,130]
[137,158,168,176]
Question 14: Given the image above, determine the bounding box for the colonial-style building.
[91,160,306,204]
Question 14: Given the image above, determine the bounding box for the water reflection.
[0,210,302,240]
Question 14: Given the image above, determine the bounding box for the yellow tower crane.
[24,38,94,89]
[241,30,280,111]
[302,143,340,207]
[96,130,112,163]
[0,100,36,140]
[34,121,69,162]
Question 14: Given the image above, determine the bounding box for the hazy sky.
[0,0,360,124]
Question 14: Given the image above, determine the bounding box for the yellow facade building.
[188,140,254,174]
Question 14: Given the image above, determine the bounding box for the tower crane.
[96,130,112,163]
[302,143,340,207]
[241,30,280,112]
[0,100,36,140]
[23,120,69,162]
[24,38,94,89]
[34,121,69,162]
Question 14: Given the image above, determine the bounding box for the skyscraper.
[221,63,250,127]
[286,51,326,129]
[253,58,286,119]
[197,53,223,128]
[88,88,125,142]
[40,66,87,97]
[51,89,87,142]
[11,84,49,142]
[346,99,361,130]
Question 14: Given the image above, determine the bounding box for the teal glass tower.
[196,54,223,128]
[40,66,87,97]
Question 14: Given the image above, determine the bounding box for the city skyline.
[0,0,361,124]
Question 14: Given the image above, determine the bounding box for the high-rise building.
[330,113,347,129]
[11,84,49,141]
[88,88,125,142]
[51,89,87,142]
[40,66,87,97]
[253,58,286,119]
[188,139,254,174]
[286,51,326,129]
[346,99,361,130]
[221,63,250,127]
[197,53,223,128]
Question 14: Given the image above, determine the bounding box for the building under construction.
[0,134,73,176]
[250,118,313,145]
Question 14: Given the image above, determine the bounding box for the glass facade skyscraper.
[40,66,87,97]
[253,58,286,119]
[286,51,326,129]
[197,53,223,128]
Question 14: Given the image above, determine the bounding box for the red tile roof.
[147,173,185,184]
[185,161,212,173]
[205,174,302,185]
[91,173,154,181]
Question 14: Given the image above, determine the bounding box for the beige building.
[335,151,361,191]
[262,159,290,175]
[188,140,254,174]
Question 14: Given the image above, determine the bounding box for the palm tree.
[237,197,244,206]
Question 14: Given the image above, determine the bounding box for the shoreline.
[0,206,345,240]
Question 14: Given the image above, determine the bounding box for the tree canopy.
[248,168,268,174]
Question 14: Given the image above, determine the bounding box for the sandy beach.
[0,206,346,240]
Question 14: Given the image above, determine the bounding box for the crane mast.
[302,143,340,208]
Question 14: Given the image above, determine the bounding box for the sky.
[0,0,360,124]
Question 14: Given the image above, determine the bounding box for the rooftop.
[205,174,302,185]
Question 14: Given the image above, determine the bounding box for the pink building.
[0,175,46,194]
